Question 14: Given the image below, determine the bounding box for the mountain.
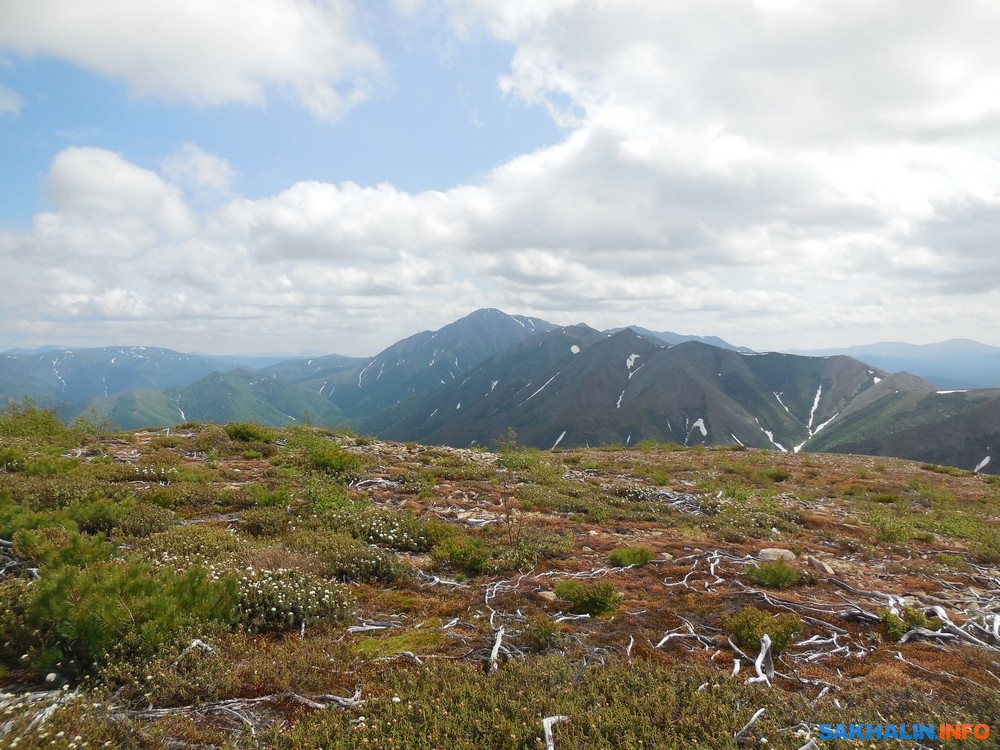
[362,325,1000,473]
[6,314,999,474]
[0,346,310,406]
[605,326,752,352]
[87,369,345,430]
[266,308,556,418]
[806,376,1000,473]
[791,339,1000,389]
[363,327,888,453]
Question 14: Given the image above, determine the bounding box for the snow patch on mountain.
[807,385,822,430]
[570,345,580,354]
[521,373,559,405]
[773,392,793,417]
[551,430,567,449]
[754,418,787,452]
[974,456,990,473]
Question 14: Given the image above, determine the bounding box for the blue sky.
[1,16,561,222]
[3,1,1000,356]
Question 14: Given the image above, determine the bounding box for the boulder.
[805,555,835,574]
[758,548,796,562]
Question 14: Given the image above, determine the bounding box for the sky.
[2,0,1000,357]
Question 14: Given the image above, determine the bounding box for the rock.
[805,555,835,575]
[758,548,796,562]
[581,546,593,552]
[660,552,674,562]
[537,591,558,602]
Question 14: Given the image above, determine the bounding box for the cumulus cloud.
[159,143,236,201]
[0,0,382,120]
[5,1,1000,352]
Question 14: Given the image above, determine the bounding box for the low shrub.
[300,507,436,552]
[609,545,655,567]
[236,568,353,634]
[135,525,247,570]
[746,559,800,588]
[722,606,802,655]
[879,607,937,642]
[552,579,622,616]
[25,561,239,676]
[240,507,292,538]
[0,445,25,472]
[12,527,112,569]
[116,503,174,538]
[0,578,35,667]
[431,536,491,576]
[497,529,574,571]
[225,422,277,443]
[521,615,561,652]
[306,446,364,481]
[288,529,409,583]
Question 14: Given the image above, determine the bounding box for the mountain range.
[792,339,1000,389]
[2,310,997,473]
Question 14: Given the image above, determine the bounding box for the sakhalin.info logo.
[818,724,991,741]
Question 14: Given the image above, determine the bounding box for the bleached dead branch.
[542,715,570,750]
[489,627,505,673]
[747,634,774,686]
[733,707,766,744]
[418,570,464,588]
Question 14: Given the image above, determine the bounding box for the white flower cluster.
[359,511,427,552]
[236,567,351,633]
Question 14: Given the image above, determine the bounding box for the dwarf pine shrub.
[722,606,802,655]
[609,545,655,567]
[431,536,492,576]
[25,561,239,676]
[746,559,800,588]
[12,527,112,569]
[553,579,622,616]
[225,422,277,443]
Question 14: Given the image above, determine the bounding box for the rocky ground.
[1,422,999,748]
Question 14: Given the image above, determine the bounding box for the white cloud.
[5,2,1000,352]
[160,143,236,198]
[0,83,23,115]
[0,0,382,120]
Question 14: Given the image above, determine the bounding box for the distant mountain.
[363,326,886,452]
[791,339,1000,389]
[6,316,999,474]
[806,376,1000,473]
[86,369,344,430]
[267,308,556,419]
[0,346,254,406]
[605,326,752,352]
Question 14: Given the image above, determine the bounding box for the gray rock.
[805,555,834,574]
[660,552,675,562]
[758,548,796,562]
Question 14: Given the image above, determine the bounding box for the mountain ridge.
[3,311,999,473]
